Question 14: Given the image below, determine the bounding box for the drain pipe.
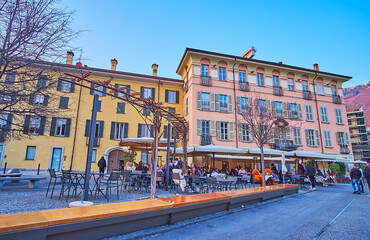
[312,72,324,153]
[70,78,83,170]
[232,58,238,148]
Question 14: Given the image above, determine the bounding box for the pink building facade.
[177,48,352,162]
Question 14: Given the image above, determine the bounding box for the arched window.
[256,67,264,87]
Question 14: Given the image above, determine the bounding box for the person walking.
[97,156,106,176]
[305,162,316,190]
[357,165,364,193]
[350,164,362,194]
[364,161,370,197]
[298,163,306,189]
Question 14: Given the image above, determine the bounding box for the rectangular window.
[201,92,210,111]
[288,78,294,91]
[302,80,308,91]
[219,94,227,112]
[167,90,176,103]
[29,117,41,135]
[59,97,69,109]
[141,124,151,138]
[219,67,226,81]
[37,75,47,88]
[141,151,148,164]
[142,87,152,99]
[337,131,349,146]
[331,85,337,95]
[0,114,8,128]
[239,71,246,82]
[320,106,329,123]
[257,73,264,86]
[117,102,125,114]
[220,122,229,140]
[257,99,266,114]
[289,103,298,119]
[201,120,210,137]
[5,72,16,86]
[274,101,282,117]
[293,127,302,145]
[61,81,72,92]
[305,104,313,121]
[114,122,126,140]
[55,118,67,137]
[307,129,315,146]
[91,149,97,163]
[240,124,250,142]
[25,146,36,160]
[34,95,45,106]
[116,84,128,97]
[317,82,324,95]
[95,85,105,96]
[335,108,343,124]
[240,97,248,113]
[201,65,209,76]
[323,130,332,147]
[273,76,279,87]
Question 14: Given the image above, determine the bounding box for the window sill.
[306,120,314,122]
[116,112,125,114]
[336,123,344,125]
[324,146,333,148]
[54,135,67,137]
[321,121,330,124]
[24,159,35,161]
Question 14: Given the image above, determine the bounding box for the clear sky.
[60,0,370,88]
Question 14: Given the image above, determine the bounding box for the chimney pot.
[242,46,256,59]
[111,58,118,71]
[278,61,283,64]
[66,51,74,65]
[313,63,319,71]
[76,62,82,67]
[152,64,158,77]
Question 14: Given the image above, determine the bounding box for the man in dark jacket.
[350,164,362,194]
[305,163,316,190]
[363,161,370,197]
[97,157,106,176]
[298,163,306,188]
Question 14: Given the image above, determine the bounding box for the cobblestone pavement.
[106,184,370,240]
[0,171,178,215]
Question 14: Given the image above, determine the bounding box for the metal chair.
[121,170,137,192]
[227,176,238,190]
[59,170,80,202]
[243,174,254,188]
[46,169,61,199]
[206,177,219,192]
[170,172,181,193]
[191,175,206,193]
[101,171,121,202]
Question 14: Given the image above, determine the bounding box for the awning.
[118,137,177,147]
[289,150,336,160]
[172,145,246,155]
[209,154,296,162]
[247,148,290,156]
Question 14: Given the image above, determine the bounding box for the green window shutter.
[5,114,12,130]
[229,122,234,140]
[43,95,49,106]
[297,104,303,120]
[345,132,349,146]
[176,91,179,104]
[70,79,75,93]
[110,122,116,140]
[238,123,242,141]
[50,117,57,136]
[151,88,155,100]
[210,93,215,111]
[23,115,31,134]
[237,96,241,113]
[315,130,320,146]
[150,125,154,138]
[247,98,253,115]
[215,94,220,111]
[98,121,104,138]
[165,90,169,102]
[124,123,128,138]
[286,127,291,140]
[39,117,46,135]
[85,120,91,137]
[137,124,142,138]
[57,80,62,91]
[305,129,309,146]
[65,118,71,137]
[164,125,168,138]
[29,94,34,105]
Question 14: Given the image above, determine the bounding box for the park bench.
[0,176,46,190]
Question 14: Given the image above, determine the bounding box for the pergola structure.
[59,72,189,199]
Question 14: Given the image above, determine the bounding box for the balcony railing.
[239,81,250,91]
[271,139,297,151]
[274,109,283,118]
[333,95,342,104]
[201,104,210,111]
[273,86,283,96]
[201,75,212,86]
[86,137,100,146]
[303,90,313,100]
[201,135,212,146]
[289,111,298,119]
[340,145,350,154]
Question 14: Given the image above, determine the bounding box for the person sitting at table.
[124,162,133,171]
[238,167,247,175]
[136,161,144,171]
[211,169,219,177]
[271,164,278,175]
[172,165,186,192]
[143,164,149,173]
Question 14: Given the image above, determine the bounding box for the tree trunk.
[260,147,266,187]
[181,134,188,173]
[150,122,159,199]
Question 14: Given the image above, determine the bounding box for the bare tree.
[0,0,78,139]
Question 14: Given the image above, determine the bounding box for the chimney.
[111,58,118,71]
[66,51,74,65]
[76,62,82,67]
[152,63,158,77]
[278,61,283,64]
[313,63,319,71]
[241,46,256,59]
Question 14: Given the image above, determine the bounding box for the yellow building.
[0,52,183,172]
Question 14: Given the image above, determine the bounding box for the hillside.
[343,82,370,126]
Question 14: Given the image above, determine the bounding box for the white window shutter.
[215,94,220,112]
[197,119,202,135]
[210,120,216,137]
[197,92,202,110]
[229,122,234,140]
[286,127,291,140]
[210,93,215,111]
[237,96,241,113]
[305,129,309,146]
[297,104,303,120]
[228,95,233,113]
[282,102,288,118]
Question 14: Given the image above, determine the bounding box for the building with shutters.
[177,48,353,169]
[0,53,183,172]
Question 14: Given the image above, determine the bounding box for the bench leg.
[29,180,39,189]
[0,181,3,191]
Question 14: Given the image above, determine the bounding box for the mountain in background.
[343,81,370,126]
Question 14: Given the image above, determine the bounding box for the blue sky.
[61,0,370,88]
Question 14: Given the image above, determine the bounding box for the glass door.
[50,147,62,171]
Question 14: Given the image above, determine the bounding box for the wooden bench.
[0,177,46,190]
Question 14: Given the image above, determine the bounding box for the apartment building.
[177,48,352,168]
[0,53,183,172]
[347,106,370,161]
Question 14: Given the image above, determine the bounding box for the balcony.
[274,109,283,118]
[340,145,350,154]
[239,81,250,91]
[271,139,297,151]
[86,137,100,146]
[273,86,283,96]
[201,76,212,86]
[201,135,212,146]
[332,95,342,104]
[303,90,313,100]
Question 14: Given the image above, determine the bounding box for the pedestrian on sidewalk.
[305,162,316,190]
[298,163,306,189]
[364,161,370,197]
[97,156,106,176]
[357,165,364,193]
[350,164,362,194]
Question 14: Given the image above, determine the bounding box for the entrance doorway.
[50,147,63,171]
[107,150,123,172]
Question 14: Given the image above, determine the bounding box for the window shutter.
[29,94,34,105]
[336,132,340,145]
[59,97,69,109]
[98,121,104,138]
[117,102,125,113]
[110,122,116,140]
[97,100,102,112]
[210,93,215,111]
[50,117,57,136]
[140,87,144,99]
[65,118,71,137]
[85,120,91,137]
[237,96,241,113]
[39,117,46,135]
[315,130,320,146]
[124,123,128,138]
[23,115,31,134]
[137,124,142,138]
[238,123,242,141]
[114,84,119,96]
[151,88,155,100]
[227,95,233,113]
[176,91,179,104]
[266,100,271,114]
[229,122,234,140]
[126,85,130,94]
[90,83,94,95]
[164,125,168,138]
[197,119,201,135]
[43,95,49,106]
[272,101,276,116]
[286,127,291,140]
[345,132,349,146]
[150,125,154,137]
[197,92,202,110]
[210,120,216,137]
[57,80,62,91]
[5,114,12,130]
[305,129,309,146]
[247,98,253,115]
[297,104,303,120]
[165,90,169,102]
[70,79,75,93]
[216,121,221,140]
[282,102,287,118]
[215,94,220,111]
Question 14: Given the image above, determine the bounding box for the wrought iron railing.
[271,139,297,151]
[303,90,313,100]
[273,86,283,96]
[201,76,212,86]
[239,81,250,91]
[201,135,212,145]
[333,95,342,104]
